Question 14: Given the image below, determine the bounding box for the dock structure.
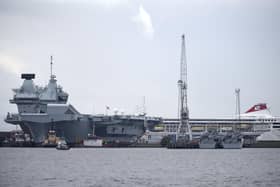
[163,117,280,146]
[163,117,280,132]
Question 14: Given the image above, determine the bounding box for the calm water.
[0,148,280,187]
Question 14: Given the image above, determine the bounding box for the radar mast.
[50,55,56,79]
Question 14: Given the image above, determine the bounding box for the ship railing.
[127,115,161,121]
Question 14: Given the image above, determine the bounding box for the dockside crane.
[176,34,192,141]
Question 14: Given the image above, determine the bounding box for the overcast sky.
[1,0,280,130]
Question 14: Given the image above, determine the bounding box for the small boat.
[56,139,70,150]
[83,136,103,147]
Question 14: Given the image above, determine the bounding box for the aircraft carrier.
[4,59,161,146]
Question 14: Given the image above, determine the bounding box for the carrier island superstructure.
[5,60,161,146]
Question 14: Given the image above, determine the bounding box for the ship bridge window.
[58,96,66,101]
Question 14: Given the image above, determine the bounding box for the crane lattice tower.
[177,34,192,141]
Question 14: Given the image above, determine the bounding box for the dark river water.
[0,148,280,187]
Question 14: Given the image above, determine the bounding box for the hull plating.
[24,120,91,144]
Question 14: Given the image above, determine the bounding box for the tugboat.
[42,130,59,147]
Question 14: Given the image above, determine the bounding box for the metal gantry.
[176,34,192,141]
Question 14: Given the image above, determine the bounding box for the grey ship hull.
[222,142,243,149]
[14,115,160,146]
[199,141,216,149]
[22,120,91,144]
[222,132,243,149]
[94,118,147,146]
[199,132,221,149]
